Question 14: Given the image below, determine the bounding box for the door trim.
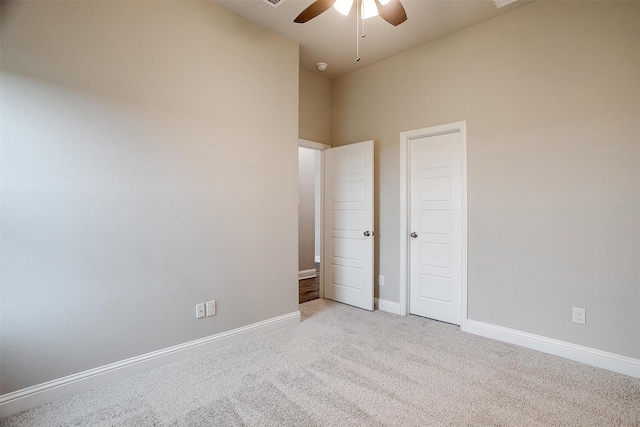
[399,122,468,331]
[299,139,330,151]
[298,139,330,299]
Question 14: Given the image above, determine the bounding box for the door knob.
[410,232,418,238]
[364,231,371,237]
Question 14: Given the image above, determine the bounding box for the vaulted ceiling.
[215,0,535,79]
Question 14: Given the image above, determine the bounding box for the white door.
[409,132,463,324]
[324,141,374,311]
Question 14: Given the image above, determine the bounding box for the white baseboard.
[466,319,640,379]
[0,311,301,418]
[314,256,320,263]
[298,269,317,280]
[375,298,402,315]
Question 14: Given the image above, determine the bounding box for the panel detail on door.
[421,177,451,201]
[420,274,451,302]
[332,265,365,290]
[420,211,451,235]
[420,242,452,268]
[332,182,364,202]
[332,153,364,175]
[332,210,364,230]
[331,238,364,260]
[417,143,451,169]
[324,141,374,311]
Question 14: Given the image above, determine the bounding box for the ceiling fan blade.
[294,0,336,23]
[374,0,407,26]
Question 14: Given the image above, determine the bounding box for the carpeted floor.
[3,299,640,426]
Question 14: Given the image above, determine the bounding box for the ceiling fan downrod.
[355,0,373,62]
[355,0,360,61]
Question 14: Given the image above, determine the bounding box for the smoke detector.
[262,0,285,7]
[316,62,328,72]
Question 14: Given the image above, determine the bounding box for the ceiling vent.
[262,0,285,8]
[493,0,518,8]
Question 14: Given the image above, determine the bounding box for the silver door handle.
[410,232,418,238]
[364,231,371,237]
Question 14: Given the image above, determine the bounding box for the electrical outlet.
[196,303,205,319]
[572,307,586,325]
[379,275,385,286]
[206,300,216,317]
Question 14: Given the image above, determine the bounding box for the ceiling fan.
[294,0,407,26]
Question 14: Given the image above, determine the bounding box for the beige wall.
[1,1,299,394]
[298,147,316,272]
[298,67,330,269]
[332,1,640,358]
[299,68,332,145]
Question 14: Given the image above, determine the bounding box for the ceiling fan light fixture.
[294,0,407,36]
[362,0,378,19]
[333,0,353,16]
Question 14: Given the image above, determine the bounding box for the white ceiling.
[214,0,535,79]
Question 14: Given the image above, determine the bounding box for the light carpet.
[3,299,639,426]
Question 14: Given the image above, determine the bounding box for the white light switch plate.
[206,300,216,317]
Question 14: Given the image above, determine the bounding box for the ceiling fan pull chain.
[355,0,361,61]
[361,4,366,38]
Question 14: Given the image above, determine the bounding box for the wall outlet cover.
[196,303,205,319]
[572,307,586,325]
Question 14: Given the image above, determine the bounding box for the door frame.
[398,121,468,331]
[299,139,331,299]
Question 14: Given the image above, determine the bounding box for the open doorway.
[298,140,329,304]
